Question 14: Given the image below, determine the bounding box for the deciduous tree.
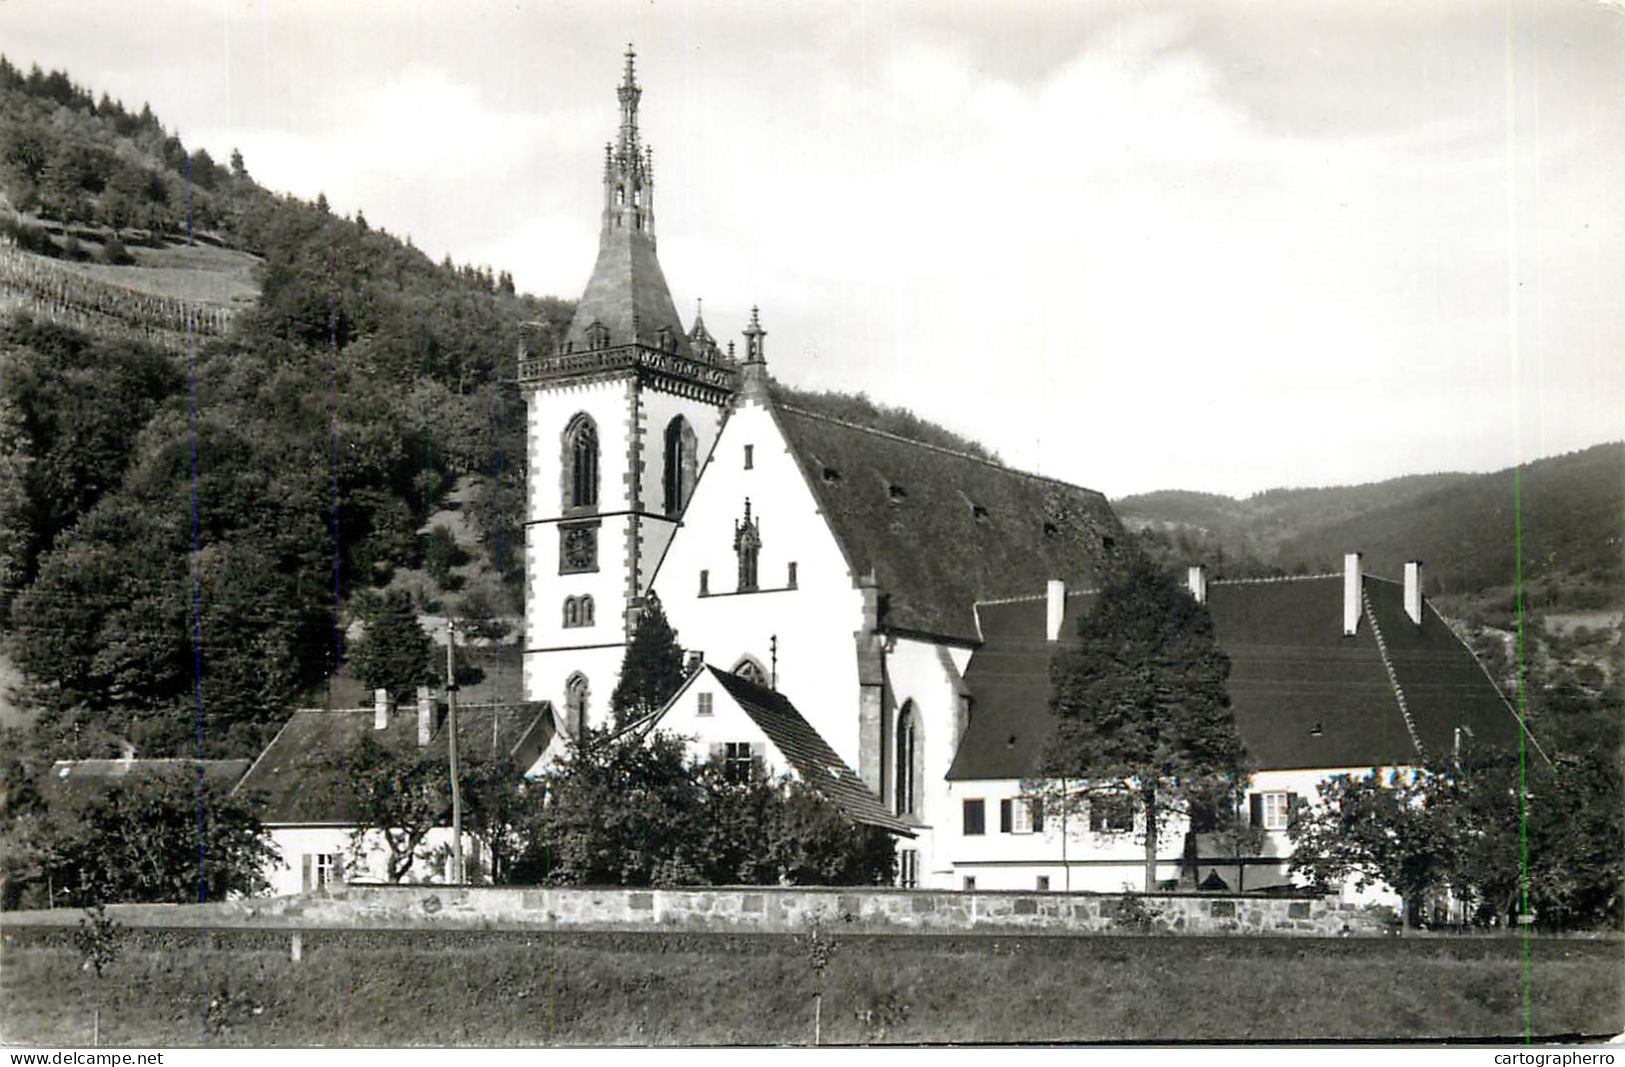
[342,735,448,883]
[1038,552,1247,891]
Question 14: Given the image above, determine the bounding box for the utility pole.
[445,618,464,883]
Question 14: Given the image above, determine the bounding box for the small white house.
[639,663,912,836]
[234,691,553,895]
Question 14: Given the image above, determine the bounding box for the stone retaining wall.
[5,885,1384,937]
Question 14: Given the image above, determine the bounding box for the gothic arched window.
[564,414,599,510]
[733,657,767,686]
[663,416,697,516]
[895,701,919,817]
[563,597,579,627]
[565,672,590,739]
[580,595,594,626]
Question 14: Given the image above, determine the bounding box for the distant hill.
[1117,443,1624,612]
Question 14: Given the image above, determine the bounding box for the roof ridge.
[776,402,1106,496]
[54,757,244,764]
[974,587,1101,609]
[1210,572,1340,585]
[1361,583,1426,760]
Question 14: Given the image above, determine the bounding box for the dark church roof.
[773,404,1124,643]
[563,223,692,356]
[948,574,1532,780]
[235,702,552,825]
[707,668,913,835]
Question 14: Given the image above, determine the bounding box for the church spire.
[599,43,654,242]
[558,47,692,357]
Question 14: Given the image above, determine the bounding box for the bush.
[99,235,133,265]
[423,524,464,589]
[532,730,901,888]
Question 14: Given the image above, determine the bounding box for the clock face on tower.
[559,521,599,574]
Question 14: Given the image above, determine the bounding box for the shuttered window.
[1251,791,1297,830]
[963,798,985,835]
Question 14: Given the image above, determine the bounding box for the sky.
[2,0,1621,498]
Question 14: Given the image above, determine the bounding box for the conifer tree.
[1039,552,1246,891]
[352,590,433,704]
[610,592,687,728]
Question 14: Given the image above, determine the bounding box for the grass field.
[51,239,261,307]
[1,927,1617,1046]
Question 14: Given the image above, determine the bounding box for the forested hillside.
[1119,444,1623,613]
[0,58,568,758]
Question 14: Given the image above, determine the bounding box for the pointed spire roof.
[562,46,691,357]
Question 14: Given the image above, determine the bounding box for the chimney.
[1343,552,1363,636]
[684,650,705,674]
[1046,580,1066,642]
[373,688,390,731]
[417,685,434,747]
[1186,565,1208,605]
[1404,560,1424,625]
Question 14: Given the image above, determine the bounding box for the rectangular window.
[963,876,977,892]
[699,569,709,596]
[962,798,985,836]
[697,692,713,717]
[724,741,753,784]
[1254,791,1293,831]
[744,444,754,469]
[899,849,919,889]
[315,853,341,890]
[787,561,797,588]
[1011,797,1035,834]
[1089,794,1135,834]
[1036,876,1050,892]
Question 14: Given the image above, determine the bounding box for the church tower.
[519,47,737,735]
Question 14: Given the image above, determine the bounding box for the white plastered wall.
[882,635,974,884]
[932,766,1408,903]
[262,826,481,896]
[651,398,867,767]
[654,671,790,772]
[523,377,634,714]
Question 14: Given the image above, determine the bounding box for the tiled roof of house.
[948,574,1532,780]
[41,759,251,808]
[950,592,1096,781]
[772,403,1124,643]
[709,667,914,835]
[234,702,552,825]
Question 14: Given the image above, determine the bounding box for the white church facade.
[518,51,1538,896]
